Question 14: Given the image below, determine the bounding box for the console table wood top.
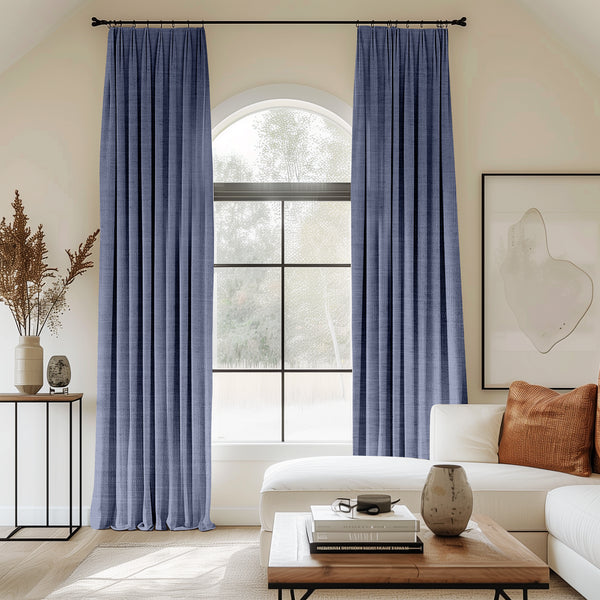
[0,393,83,402]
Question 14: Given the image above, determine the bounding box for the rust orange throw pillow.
[498,381,597,477]
[595,406,600,473]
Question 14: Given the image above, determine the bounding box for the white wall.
[1,0,600,526]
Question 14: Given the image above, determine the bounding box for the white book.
[311,526,418,543]
[310,504,420,532]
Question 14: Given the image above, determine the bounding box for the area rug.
[47,539,583,600]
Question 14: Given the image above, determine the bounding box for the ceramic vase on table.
[421,463,473,536]
[14,335,44,394]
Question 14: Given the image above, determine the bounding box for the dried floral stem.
[0,190,99,337]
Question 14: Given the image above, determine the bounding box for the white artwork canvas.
[482,174,600,389]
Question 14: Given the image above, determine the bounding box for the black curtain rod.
[91,16,467,28]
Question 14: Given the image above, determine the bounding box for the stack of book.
[306,503,423,554]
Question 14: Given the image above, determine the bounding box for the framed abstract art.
[482,173,600,389]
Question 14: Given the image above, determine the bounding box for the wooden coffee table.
[268,512,549,600]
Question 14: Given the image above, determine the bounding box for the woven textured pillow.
[498,380,597,477]
[594,408,600,473]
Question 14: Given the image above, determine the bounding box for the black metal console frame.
[0,393,82,541]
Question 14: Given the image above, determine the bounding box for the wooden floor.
[0,525,260,600]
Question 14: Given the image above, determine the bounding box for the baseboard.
[0,505,91,527]
[0,505,257,528]
[210,507,260,526]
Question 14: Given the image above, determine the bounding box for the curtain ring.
[355,19,359,28]
[405,21,410,29]
[172,20,175,28]
[133,19,137,29]
[420,20,423,29]
[187,20,190,28]
[371,20,374,28]
[146,20,149,28]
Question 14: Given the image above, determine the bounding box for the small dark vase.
[47,355,71,388]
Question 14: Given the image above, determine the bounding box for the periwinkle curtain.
[91,27,214,531]
[352,26,467,458]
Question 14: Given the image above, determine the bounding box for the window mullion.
[281,196,285,443]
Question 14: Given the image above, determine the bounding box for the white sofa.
[259,403,600,598]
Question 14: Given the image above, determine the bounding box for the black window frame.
[213,182,352,442]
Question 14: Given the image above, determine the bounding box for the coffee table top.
[268,512,549,587]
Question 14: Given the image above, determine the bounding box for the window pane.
[213,107,351,183]
[284,373,352,441]
[285,201,350,264]
[215,201,280,264]
[213,373,281,442]
[214,267,281,369]
[285,267,351,369]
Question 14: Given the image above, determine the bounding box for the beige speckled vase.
[14,335,43,394]
[421,464,473,536]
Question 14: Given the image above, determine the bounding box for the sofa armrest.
[429,404,505,463]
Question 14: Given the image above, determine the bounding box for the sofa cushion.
[430,403,505,463]
[498,381,597,477]
[546,485,600,569]
[259,456,600,533]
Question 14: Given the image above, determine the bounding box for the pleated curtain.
[351,26,467,458]
[91,27,214,531]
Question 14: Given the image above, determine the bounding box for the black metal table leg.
[69,400,73,534]
[14,401,17,530]
[494,589,529,600]
[283,591,314,600]
[79,397,82,530]
[46,401,49,527]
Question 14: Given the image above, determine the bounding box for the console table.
[0,393,82,541]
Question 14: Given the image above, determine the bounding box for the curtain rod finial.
[452,16,467,27]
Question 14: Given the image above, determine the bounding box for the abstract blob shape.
[500,208,593,354]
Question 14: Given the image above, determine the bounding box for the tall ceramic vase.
[14,335,44,394]
[421,464,473,536]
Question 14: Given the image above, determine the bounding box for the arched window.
[212,90,352,442]
[213,106,350,182]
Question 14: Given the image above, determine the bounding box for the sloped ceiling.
[0,0,599,79]
[516,0,600,79]
[0,0,87,74]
